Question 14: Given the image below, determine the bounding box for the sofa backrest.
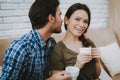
[52,28,118,47]
[0,37,17,66]
[87,28,118,47]
[0,28,118,66]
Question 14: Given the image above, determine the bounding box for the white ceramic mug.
[79,48,91,54]
[65,66,80,80]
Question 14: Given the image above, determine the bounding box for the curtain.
[109,0,120,45]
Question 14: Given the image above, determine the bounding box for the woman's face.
[65,10,89,37]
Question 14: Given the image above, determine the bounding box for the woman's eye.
[75,18,80,21]
[84,21,88,24]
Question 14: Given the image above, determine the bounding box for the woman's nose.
[79,22,86,29]
[79,22,84,26]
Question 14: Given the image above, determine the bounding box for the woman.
[50,3,101,80]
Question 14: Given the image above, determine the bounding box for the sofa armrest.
[0,37,17,66]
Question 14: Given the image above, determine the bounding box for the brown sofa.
[0,28,120,79]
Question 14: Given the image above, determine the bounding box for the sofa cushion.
[99,42,120,77]
[99,66,112,80]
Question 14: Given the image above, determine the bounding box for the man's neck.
[37,28,52,42]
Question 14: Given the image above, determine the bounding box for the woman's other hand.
[91,48,101,59]
[74,53,92,69]
[47,71,72,80]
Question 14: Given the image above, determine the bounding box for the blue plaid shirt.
[0,30,56,80]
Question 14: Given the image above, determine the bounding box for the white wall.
[0,0,109,38]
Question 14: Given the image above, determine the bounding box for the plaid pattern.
[0,29,56,80]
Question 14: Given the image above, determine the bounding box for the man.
[0,0,71,80]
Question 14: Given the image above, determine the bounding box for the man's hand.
[47,71,72,80]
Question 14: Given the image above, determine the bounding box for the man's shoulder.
[9,31,34,50]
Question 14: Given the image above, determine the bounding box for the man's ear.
[48,14,55,23]
[64,16,68,25]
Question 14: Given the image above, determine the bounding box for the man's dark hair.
[29,0,60,29]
